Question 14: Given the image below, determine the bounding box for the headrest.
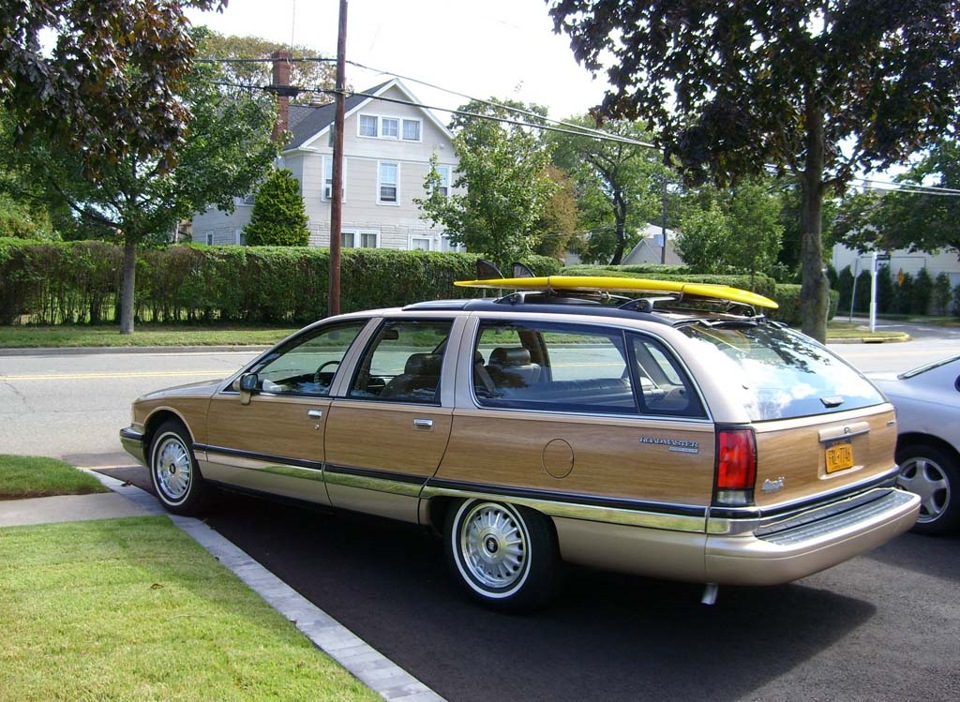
[405,353,441,376]
[489,347,532,367]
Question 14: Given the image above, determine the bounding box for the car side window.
[348,319,453,403]
[251,321,366,397]
[628,334,706,418]
[473,321,637,414]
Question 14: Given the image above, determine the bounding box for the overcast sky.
[185,0,610,121]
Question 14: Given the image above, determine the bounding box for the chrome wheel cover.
[154,434,192,502]
[457,502,529,594]
[897,456,951,524]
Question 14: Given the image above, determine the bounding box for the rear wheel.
[149,420,209,516]
[896,443,959,535]
[444,499,559,612]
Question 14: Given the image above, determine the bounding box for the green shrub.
[0,242,564,327]
[242,169,310,247]
[769,284,840,326]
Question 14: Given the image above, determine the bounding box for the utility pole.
[328,0,348,316]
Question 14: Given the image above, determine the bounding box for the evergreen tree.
[243,169,309,247]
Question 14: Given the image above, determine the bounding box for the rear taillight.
[714,427,757,507]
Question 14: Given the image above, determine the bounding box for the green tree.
[550,116,667,264]
[675,179,783,277]
[4,47,279,333]
[549,1,960,342]
[676,202,730,274]
[534,165,578,260]
[0,0,225,179]
[243,168,310,247]
[933,272,953,316]
[417,99,556,270]
[869,139,960,258]
[198,32,337,104]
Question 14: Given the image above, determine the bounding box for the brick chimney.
[271,50,292,143]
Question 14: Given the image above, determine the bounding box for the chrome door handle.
[307,409,324,419]
[413,418,434,430]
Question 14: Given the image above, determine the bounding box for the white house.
[191,76,462,253]
[832,244,960,288]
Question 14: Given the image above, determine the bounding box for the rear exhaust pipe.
[701,583,719,605]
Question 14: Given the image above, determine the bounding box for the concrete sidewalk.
[0,472,444,702]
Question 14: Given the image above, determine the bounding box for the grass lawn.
[0,516,376,701]
[0,454,108,499]
[0,325,297,349]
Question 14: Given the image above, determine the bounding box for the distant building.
[832,244,960,288]
[566,223,682,266]
[622,224,683,265]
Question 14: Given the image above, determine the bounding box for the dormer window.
[358,114,422,142]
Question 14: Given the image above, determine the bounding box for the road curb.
[90,471,445,702]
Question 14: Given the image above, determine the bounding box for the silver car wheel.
[456,501,530,595]
[154,433,193,502]
[897,456,951,524]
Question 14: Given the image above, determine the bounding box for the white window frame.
[434,165,452,197]
[381,116,400,139]
[358,114,378,137]
[440,233,466,253]
[402,118,422,142]
[341,229,380,249]
[409,235,433,251]
[378,161,399,204]
[322,155,347,201]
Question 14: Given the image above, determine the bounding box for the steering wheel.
[314,360,341,384]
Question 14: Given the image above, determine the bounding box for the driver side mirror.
[237,373,259,405]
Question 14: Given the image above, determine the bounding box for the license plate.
[825,440,854,473]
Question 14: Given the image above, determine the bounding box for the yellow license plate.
[825,440,854,473]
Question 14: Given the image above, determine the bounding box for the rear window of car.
[679,323,885,421]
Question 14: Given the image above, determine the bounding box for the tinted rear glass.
[679,323,885,421]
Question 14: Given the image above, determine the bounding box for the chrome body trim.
[119,426,146,465]
[419,481,708,533]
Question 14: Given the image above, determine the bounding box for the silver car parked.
[871,355,960,534]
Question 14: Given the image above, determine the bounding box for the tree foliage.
[243,168,310,247]
[198,32,337,103]
[550,116,668,264]
[534,165,579,260]
[837,139,960,260]
[549,0,960,341]
[1,41,279,333]
[0,0,226,178]
[676,179,783,277]
[416,99,557,270]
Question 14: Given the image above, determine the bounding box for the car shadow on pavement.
[100,466,880,702]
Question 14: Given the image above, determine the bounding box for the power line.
[197,56,960,198]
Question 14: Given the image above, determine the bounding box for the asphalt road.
[106,464,960,702]
[3,322,960,700]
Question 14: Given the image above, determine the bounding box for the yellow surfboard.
[454,275,779,310]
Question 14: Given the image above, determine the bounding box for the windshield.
[679,323,886,421]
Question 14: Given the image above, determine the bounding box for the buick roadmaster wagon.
[121,278,919,610]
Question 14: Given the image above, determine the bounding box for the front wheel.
[896,443,960,535]
[444,499,559,612]
[149,420,209,516]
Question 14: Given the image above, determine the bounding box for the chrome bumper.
[704,488,920,585]
[119,426,146,466]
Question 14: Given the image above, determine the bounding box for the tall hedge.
[0,239,561,326]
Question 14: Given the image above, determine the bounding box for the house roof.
[284,78,451,151]
[622,224,684,266]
